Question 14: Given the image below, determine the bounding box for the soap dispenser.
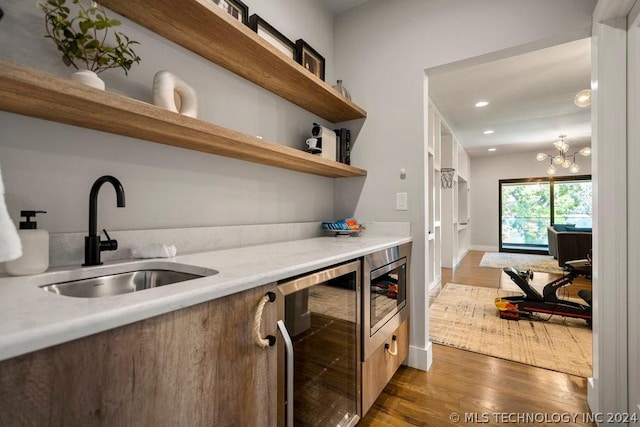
[5,210,49,276]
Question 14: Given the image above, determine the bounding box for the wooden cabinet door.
[0,283,278,426]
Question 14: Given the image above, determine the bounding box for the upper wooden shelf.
[0,61,367,178]
[99,0,367,123]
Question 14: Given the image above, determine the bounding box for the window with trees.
[499,175,592,254]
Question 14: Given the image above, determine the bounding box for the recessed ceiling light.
[488,148,497,152]
[483,130,494,135]
[475,101,489,107]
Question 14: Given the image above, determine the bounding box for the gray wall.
[470,151,593,251]
[332,0,596,367]
[0,0,336,234]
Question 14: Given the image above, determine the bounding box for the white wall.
[0,0,335,236]
[333,0,596,369]
[470,151,592,250]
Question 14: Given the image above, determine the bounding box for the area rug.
[479,252,565,274]
[429,283,592,377]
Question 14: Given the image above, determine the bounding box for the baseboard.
[587,377,598,414]
[407,341,433,371]
[470,245,498,252]
[428,281,443,306]
[454,249,469,267]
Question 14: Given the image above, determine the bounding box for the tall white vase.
[70,70,105,90]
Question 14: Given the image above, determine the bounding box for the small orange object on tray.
[322,217,363,235]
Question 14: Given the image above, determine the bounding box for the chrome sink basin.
[40,266,216,298]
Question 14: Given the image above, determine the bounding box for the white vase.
[70,70,105,90]
[152,70,198,118]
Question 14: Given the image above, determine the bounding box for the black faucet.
[83,175,126,266]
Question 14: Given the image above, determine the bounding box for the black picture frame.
[295,39,325,81]
[248,14,296,60]
[211,0,249,26]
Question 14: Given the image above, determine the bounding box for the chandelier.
[574,89,591,108]
[536,135,591,175]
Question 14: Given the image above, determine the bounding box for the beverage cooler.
[276,260,361,427]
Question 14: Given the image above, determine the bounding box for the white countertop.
[0,235,411,361]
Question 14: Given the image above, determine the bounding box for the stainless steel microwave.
[362,243,411,360]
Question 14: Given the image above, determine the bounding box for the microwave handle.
[277,320,294,427]
[370,258,406,280]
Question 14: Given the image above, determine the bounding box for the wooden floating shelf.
[0,61,367,178]
[99,0,367,123]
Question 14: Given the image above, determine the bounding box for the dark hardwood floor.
[360,251,594,426]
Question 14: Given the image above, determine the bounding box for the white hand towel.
[0,165,22,263]
[132,243,177,259]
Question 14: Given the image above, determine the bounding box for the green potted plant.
[38,0,141,90]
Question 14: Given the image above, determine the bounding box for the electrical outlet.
[396,192,408,211]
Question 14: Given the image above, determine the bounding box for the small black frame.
[211,0,249,26]
[248,14,296,60]
[295,39,325,81]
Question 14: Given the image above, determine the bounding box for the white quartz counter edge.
[0,235,411,361]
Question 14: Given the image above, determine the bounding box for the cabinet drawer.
[361,318,409,415]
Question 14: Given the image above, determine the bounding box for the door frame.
[589,0,637,419]
[626,2,640,423]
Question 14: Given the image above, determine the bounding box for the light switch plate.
[396,192,408,211]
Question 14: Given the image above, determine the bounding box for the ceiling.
[428,38,592,157]
[321,0,371,15]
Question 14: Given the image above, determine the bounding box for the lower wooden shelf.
[0,61,367,178]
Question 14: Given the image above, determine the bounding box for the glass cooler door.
[277,260,361,427]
